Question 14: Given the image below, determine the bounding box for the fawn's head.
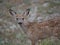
[9,8,30,25]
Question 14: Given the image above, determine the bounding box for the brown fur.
[23,18,60,45]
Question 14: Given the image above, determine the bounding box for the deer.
[8,8,60,45]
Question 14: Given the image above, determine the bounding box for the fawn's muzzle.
[18,22,22,25]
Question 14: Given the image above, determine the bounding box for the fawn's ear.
[9,9,17,16]
[23,8,30,16]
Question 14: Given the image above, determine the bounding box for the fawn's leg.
[32,40,35,45]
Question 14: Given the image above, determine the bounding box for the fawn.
[9,8,60,45]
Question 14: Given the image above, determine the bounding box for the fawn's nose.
[18,22,22,25]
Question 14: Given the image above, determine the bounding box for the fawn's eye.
[16,18,18,20]
[22,18,24,20]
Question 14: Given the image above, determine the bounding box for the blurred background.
[0,0,60,45]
